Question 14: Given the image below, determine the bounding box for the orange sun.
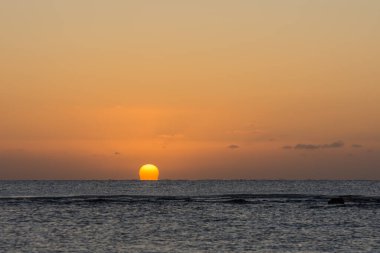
[139,164,159,181]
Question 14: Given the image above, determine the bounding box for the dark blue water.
[0,180,379,252]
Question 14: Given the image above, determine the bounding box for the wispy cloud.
[321,141,344,148]
[227,144,240,150]
[156,133,185,148]
[352,144,363,148]
[227,123,264,136]
[157,134,185,139]
[294,144,321,150]
[285,141,345,151]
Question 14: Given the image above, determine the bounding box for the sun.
[139,164,159,181]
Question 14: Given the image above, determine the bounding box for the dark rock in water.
[328,197,345,205]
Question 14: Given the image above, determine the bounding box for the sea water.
[0,180,379,252]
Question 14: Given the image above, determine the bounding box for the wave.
[0,194,380,206]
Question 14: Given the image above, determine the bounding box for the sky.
[0,0,379,179]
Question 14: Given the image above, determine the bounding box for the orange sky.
[1,0,379,179]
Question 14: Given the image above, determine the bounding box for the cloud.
[114,152,121,155]
[294,144,320,150]
[352,144,363,148]
[227,144,240,150]
[226,122,277,142]
[286,141,345,151]
[156,133,185,148]
[157,134,185,139]
[321,141,344,148]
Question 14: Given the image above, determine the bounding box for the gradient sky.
[1,0,379,179]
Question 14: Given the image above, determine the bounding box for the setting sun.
[139,164,159,181]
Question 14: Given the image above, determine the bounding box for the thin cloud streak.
[285,141,345,151]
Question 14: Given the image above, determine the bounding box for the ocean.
[0,180,379,252]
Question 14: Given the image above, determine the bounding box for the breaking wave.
[1,194,379,206]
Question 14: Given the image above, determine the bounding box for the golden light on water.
[139,164,159,181]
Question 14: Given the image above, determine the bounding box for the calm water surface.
[0,180,379,252]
